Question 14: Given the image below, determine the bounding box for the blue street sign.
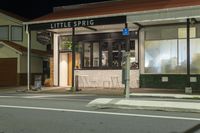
[122,28,129,36]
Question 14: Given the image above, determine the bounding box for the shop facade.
[25,0,200,90]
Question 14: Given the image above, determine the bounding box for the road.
[0,93,200,133]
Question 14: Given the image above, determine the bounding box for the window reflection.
[112,42,120,67]
[102,42,109,67]
[93,42,100,67]
[144,40,187,74]
[84,43,91,67]
[59,36,72,51]
[190,38,200,74]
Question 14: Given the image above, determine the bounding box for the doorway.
[59,52,72,87]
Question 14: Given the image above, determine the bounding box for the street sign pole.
[122,23,130,99]
[125,52,130,99]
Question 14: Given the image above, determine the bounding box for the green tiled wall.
[140,74,200,90]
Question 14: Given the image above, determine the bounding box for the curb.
[87,98,200,113]
[130,93,200,99]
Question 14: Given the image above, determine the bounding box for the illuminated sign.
[29,16,126,30]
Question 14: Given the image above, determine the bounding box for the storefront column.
[186,19,191,87]
[72,26,75,89]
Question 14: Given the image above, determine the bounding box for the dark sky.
[0,0,111,19]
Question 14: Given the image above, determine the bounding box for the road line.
[32,98,91,102]
[23,94,95,98]
[0,105,200,121]
[0,96,16,98]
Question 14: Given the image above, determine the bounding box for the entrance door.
[59,52,73,87]
[59,53,68,87]
[68,53,72,86]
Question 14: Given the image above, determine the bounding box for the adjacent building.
[0,9,51,86]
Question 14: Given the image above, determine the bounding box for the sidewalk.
[87,97,200,113]
[86,88,200,113]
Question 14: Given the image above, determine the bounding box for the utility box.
[185,87,192,94]
[34,75,42,90]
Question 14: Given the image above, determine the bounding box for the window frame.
[11,25,23,42]
[0,25,9,40]
[79,39,137,70]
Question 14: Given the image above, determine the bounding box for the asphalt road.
[0,93,200,133]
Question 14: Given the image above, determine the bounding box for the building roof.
[30,0,200,23]
[0,9,28,22]
[0,40,52,57]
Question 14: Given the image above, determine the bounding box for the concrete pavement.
[131,93,200,99]
[87,97,200,113]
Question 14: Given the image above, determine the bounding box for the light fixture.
[190,18,198,25]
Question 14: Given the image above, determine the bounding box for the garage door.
[0,58,17,86]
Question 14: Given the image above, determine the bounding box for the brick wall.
[75,70,139,88]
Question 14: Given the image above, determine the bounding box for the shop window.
[0,26,9,40]
[83,42,91,67]
[178,27,196,39]
[93,42,100,67]
[120,40,138,69]
[144,26,189,74]
[59,36,72,51]
[190,38,200,74]
[112,41,121,67]
[144,40,187,74]
[75,43,82,69]
[11,26,23,41]
[102,42,109,67]
[145,26,178,40]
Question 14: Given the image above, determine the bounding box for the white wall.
[75,70,139,88]
[140,30,145,74]
[30,31,47,51]
[20,55,43,73]
[53,34,59,86]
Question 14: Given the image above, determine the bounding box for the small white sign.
[190,77,197,82]
[185,87,192,94]
[162,77,168,82]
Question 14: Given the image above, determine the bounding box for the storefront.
[25,0,200,90]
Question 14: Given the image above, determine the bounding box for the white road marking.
[32,98,91,102]
[0,94,95,99]
[23,94,94,98]
[0,105,200,121]
[0,96,16,98]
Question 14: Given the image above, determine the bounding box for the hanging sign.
[37,32,51,45]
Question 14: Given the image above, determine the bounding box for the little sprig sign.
[29,16,127,31]
[50,19,95,29]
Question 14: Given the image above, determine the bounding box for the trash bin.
[34,75,42,90]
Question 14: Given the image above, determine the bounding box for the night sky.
[0,0,111,20]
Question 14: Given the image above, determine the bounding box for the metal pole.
[26,25,31,91]
[72,26,75,91]
[186,19,191,88]
[125,23,130,99]
[125,52,130,99]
